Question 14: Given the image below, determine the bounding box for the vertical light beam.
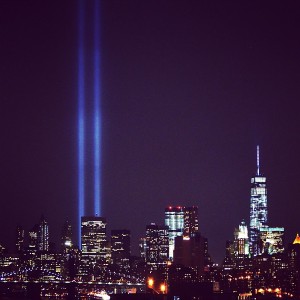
[94,0,101,216]
[256,145,260,176]
[78,0,85,247]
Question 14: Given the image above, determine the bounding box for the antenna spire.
[256,145,260,175]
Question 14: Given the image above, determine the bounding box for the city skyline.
[1,1,300,264]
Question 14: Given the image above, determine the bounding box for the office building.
[165,206,200,259]
[27,224,39,255]
[38,215,49,252]
[81,216,108,255]
[173,233,205,273]
[234,220,249,256]
[111,229,131,266]
[249,146,268,256]
[139,237,147,260]
[145,223,169,271]
[61,220,73,252]
[259,227,284,254]
[80,216,109,277]
[165,206,199,259]
[165,206,184,259]
[183,206,199,237]
[16,225,24,253]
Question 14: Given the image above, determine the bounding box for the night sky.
[1,1,300,263]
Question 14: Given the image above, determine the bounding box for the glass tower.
[249,146,268,256]
[165,206,200,259]
[165,206,184,259]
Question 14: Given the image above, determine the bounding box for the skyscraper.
[37,215,49,252]
[165,206,184,259]
[234,220,249,256]
[183,206,199,237]
[80,216,109,278]
[111,229,131,266]
[165,206,200,259]
[249,146,268,256]
[16,225,24,254]
[145,223,169,271]
[61,220,73,252]
[81,216,107,255]
[28,224,39,254]
[173,233,206,273]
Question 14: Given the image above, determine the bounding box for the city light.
[147,277,154,288]
[160,283,166,293]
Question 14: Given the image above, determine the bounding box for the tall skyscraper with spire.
[249,146,268,256]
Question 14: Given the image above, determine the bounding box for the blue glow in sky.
[93,0,101,217]
[77,0,85,246]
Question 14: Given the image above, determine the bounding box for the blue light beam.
[78,0,85,247]
[94,0,102,216]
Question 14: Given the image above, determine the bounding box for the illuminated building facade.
[80,216,109,277]
[28,224,38,255]
[259,227,284,254]
[38,216,49,252]
[16,225,24,253]
[183,206,199,237]
[287,234,300,296]
[165,206,200,259]
[139,237,147,260]
[234,220,249,256]
[165,206,184,259]
[145,223,169,271]
[61,220,73,252]
[81,216,107,254]
[111,229,131,266]
[249,146,268,256]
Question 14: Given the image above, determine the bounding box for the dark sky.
[1,1,300,264]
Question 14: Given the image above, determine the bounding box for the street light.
[160,283,166,294]
[147,277,154,288]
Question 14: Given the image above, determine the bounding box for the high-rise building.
[28,224,39,254]
[234,220,249,256]
[183,206,199,237]
[165,206,184,259]
[259,227,284,255]
[37,215,49,252]
[249,146,268,256]
[165,206,200,259]
[61,220,73,252]
[288,234,300,295]
[111,229,131,266]
[145,223,169,271]
[139,237,147,260]
[80,216,109,277]
[173,233,205,273]
[16,225,24,254]
[81,216,108,255]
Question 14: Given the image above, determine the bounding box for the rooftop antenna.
[256,145,260,176]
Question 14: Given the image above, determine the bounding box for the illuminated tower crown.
[293,233,300,245]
